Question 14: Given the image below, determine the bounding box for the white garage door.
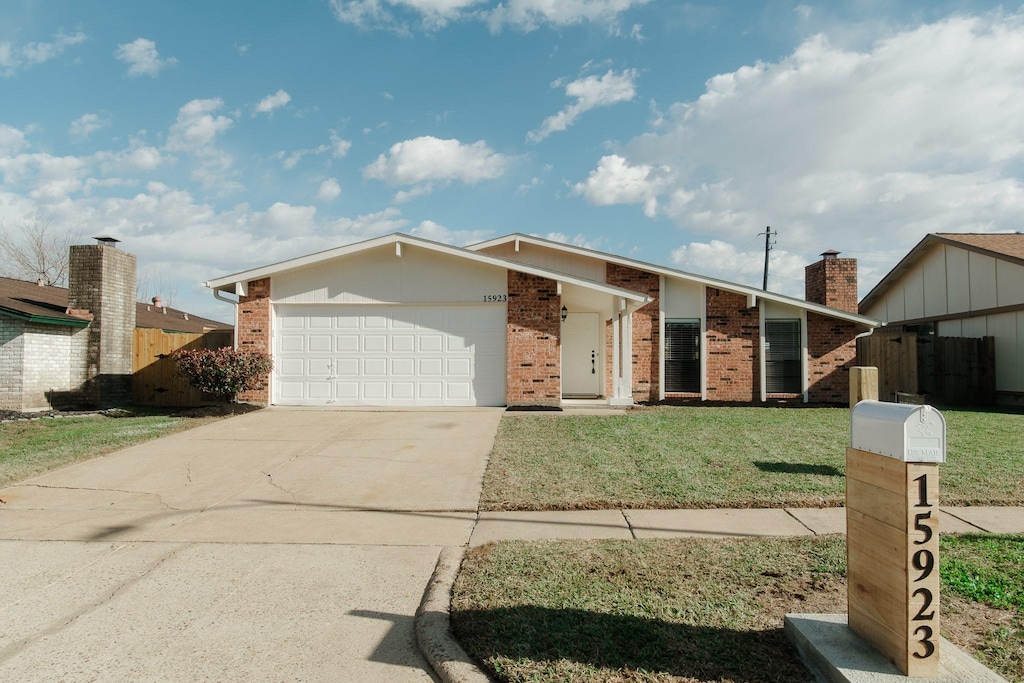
[273,304,506,406]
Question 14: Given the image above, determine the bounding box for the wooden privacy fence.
[857,333,996,406]
[132,328,234,407]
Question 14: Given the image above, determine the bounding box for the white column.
[609,302,634,406]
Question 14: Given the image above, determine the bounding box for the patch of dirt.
[942,595,1017,652]
[172,403,263,418]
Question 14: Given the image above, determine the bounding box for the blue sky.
[2,0,1022,322]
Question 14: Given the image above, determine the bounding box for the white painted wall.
[478,242,606,281]
[663,277,702,318]
[272,244,506,305]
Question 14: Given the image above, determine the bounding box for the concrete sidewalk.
[468,505,1024,546]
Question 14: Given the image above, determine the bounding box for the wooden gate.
[857,333,996,405]
[856,333,918,402]
[132,329,233,407]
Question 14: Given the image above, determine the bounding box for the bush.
[172,347,273,402]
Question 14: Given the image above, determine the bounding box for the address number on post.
[483,294,507,302]
[911,473,937,660]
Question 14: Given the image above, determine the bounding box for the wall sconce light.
[561,305,568,322]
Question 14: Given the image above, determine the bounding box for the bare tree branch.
[137,265,179,307]
[0,212,79,287]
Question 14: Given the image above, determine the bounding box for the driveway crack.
[262,471,299,506]
[12,484,180,511]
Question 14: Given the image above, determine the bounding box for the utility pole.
[760,226,776,290]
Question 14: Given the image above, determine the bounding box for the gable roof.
[469,233,880,327]
[203,232,653,307]
[859,233,1024,313]
[0,276,231,333]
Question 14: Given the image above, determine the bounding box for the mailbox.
[850,400,946,463]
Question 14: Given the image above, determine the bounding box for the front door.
[562,311,600,396]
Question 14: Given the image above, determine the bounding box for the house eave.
[0,307,91,328]
[469,233,881,328]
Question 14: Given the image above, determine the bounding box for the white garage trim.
[273,303,506,407]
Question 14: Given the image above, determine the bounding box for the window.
[665,319,700,393]
[765,320,801,393]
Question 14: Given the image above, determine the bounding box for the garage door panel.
[363,358,387,376]
[308,335,332,352]
[419,335,443,352]
[391,334,415,352]
[363,335,388,352]
[274,304,505,406]
[391,358,415,376]
[336,335,359,352]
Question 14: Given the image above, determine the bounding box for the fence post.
[849,366,879,407]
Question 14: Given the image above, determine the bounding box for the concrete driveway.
[0,407,503,682]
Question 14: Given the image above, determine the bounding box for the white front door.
[562,311,601,396]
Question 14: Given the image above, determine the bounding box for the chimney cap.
[93,235,121,247]
[821,249,841,259]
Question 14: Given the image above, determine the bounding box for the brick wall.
[805,256,858,313]
[68,245,137,407]
[807,313,858,403]
[705,288,760,402]
[0,318,25,410]
[506,271,561,407]
[237,277,272,404]
[606,264,660,402]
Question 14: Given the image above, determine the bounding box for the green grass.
[0,410,226,486]
[481,406,1024,510]
[452,535,1024,683]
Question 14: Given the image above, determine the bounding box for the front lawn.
[452,534,1024,683]
[0,407,252,486]
[480,406,1024,510]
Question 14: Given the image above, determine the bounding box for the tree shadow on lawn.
[453,605,814,682]
[753,461,843,477]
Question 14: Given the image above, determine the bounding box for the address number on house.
[483,294,507,302]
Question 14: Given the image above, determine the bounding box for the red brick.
[506,272,561,407]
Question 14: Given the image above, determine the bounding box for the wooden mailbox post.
[847,400,946,678]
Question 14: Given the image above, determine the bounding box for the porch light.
[561,305,568,322]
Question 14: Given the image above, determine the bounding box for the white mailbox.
[850,400,946,463]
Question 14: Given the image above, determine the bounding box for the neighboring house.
[1,242,231,411]
[860,233,1024,405]
[205,233,878,408]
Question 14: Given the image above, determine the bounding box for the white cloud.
[409,219,491,245]
[329,0,486,31]
[0,124,28,156]
[317,178,342,201]
[537,231,605,250]
[363,136,509,200]
[254,89,291,116]
[166,99,233,153]
[330,131,352,158]
[329,0,646,32]
[487,0,649,32]
[115,38,178,78]
[671,240,807,294]
[69,113,110,142]
[575,11,1024,293]
[572,154,669,217]
[529,68,638,142]
[0,31,86,77]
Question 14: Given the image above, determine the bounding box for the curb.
[416,546,494,683]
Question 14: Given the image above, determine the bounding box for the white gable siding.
[997,259,1024,306]
[866,243,1024,322]
[663,278,702,318]
[478,242,606,281]
[272,245,506,305]
[921,247,948,317]
[968,251,998,310]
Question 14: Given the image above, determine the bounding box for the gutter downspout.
[210,286,241,349]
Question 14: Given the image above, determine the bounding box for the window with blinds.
[765,319,801,393]
[665,319,700,393]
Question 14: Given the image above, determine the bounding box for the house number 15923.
[483,294,507,302]
[911,472,937,660]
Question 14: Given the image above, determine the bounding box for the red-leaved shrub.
[172,347,273,402]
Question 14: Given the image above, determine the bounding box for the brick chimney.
[805,249,858,313]
[68,241,137,407]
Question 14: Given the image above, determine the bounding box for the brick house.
[204,233,878,408]
[1,241,230,411]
